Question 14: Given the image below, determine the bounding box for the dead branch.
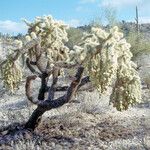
[26,58,41,77]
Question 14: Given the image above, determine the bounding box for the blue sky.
[0,0,149,35]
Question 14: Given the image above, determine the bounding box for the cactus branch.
[26,58,41,77]
[25,66,84,130]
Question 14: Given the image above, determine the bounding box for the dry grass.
[0,79,150,150]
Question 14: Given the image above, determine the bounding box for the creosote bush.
[0,15,142,131]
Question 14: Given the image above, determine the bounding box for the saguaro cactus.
[135,6,139,34]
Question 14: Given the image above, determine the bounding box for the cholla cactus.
[110,65,141,111]
[0,15,143,133]
[67,26,141,110]
[0,16,141,112]
[2,59,22,93]
[109,28,141,110]
[23,15,69,63]
[70,26,120,93]
[0,39,23,93]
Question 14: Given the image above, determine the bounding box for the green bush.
[126,31,150,59]
[66,27,83,49]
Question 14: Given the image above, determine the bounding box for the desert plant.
[123,6,150,59]
[126,30,150,59]
[66,27,83,49]
[135,6,139,34]
[0,15,141,132]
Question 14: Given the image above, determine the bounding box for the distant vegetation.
[1,21,150,60]
[120,22,150,59]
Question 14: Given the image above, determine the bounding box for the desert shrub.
[66,27,83,49]
[126,31,150,59]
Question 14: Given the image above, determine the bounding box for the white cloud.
[80,0,96,4]
[0,20,27,35]
[100,0,142,8]
[66,19,81,27]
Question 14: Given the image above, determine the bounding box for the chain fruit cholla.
[2,59,22,93]
[0,15,141,111]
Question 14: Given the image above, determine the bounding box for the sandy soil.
[0,77,150,150]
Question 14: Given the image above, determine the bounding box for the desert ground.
[0,55,150,150]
